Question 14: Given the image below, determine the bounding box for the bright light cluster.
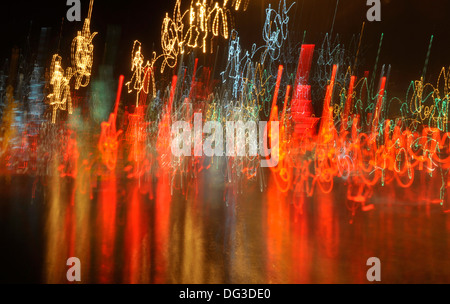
[4,0,450,217]
[125,0,250,105]
[48,55,73,124]
[47,0,97,124]
[158,0,250,73]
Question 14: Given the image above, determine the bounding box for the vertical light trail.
[353,22,365,74]
[370,33,384,94]
[372,76,387,135]
[97,174,118,283]
[270,65,284,121]
[294,45,315,99]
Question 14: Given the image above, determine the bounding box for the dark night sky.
[1,0,450,90]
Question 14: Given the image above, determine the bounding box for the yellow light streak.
[47,0,97,124]
[158,0,249,73]
[47,55,73,124]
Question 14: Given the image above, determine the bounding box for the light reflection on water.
[1,165,450,284]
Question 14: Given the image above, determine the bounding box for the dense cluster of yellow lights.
[126,0,250,102]
[47,0,97,123]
